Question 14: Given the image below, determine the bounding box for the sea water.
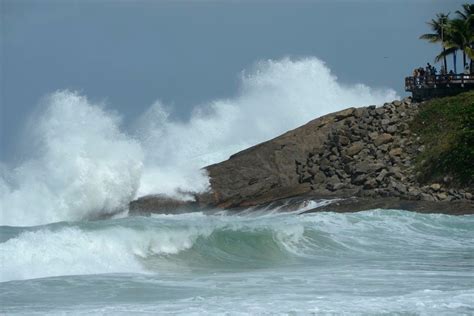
[1,57,472,314]
[1,208,473,315]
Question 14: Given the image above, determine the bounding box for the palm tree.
[420,13,450,72]
[436,18,474,73]
[455,3,474,27]
[435,19,474,72]
[455,4,474,71]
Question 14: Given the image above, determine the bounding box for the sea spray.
[135,58,399,198]
[0,91,143,226]
[0,57,399,226]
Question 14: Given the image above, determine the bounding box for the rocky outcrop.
[130,97,473,215]
[129,195,198,215]
[196,97,472,210]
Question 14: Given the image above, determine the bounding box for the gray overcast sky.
[0,0,466,160]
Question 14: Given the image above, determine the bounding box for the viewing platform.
[405,74,474,101]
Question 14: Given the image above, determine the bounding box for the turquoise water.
[1,209,473,315]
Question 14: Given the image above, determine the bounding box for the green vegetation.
[420,3,474,71]
[410,91,474,187]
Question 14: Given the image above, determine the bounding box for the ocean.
[1,57,472,314]
[1,207,473,315]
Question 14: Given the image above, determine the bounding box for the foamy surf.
[1,57,398,227]
[1,209,472,282]
[1,209,473,315]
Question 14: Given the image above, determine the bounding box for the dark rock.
[386,125,397,134]
[373,133,393,146]
[129,195,198,215]
[375,107,385,116]
[351,161,385,175]
[389,148,403,157]
[345,142,364,156]
[376,169,388,183]
[352,173,368,185]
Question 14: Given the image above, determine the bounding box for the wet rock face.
[199,97,473,208]
[129,195,198,215]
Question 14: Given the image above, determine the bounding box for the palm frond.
[434,47,458,63]
[419,33,441,42]
[465,46,474,60]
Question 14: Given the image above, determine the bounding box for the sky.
[0,0,466,161]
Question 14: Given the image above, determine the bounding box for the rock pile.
[294,98,472,202]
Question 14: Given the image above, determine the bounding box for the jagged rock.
[386,125,397,134]
[374,133,393,146]
[368,132,379,141]
[352,174,368,185]
[338,135,350,146]
[389,148,403,157]
[364,178,377,189]
[437,192,448,200]
[327,182,345,191]
[375,108,385,116]
[129,195,198,215]
[391,181,407,194]
[335,108,355,121]
[381,118,391,126]
[351,161,385,175]
[345,142,364,156]
[408,187,421,198]
[376,169,388,183]
[354,108,365,118]
[421,193,436,201]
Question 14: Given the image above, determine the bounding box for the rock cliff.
[130,97,474,215]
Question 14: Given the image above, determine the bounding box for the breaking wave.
[0,57,398,226]
[1,209,472,282]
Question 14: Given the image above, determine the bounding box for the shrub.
[410,91,474,187]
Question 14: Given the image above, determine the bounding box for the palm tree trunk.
[454,52,457,74]
[443,47,448,72]
[471,44,474,74]
[463,51,467,71]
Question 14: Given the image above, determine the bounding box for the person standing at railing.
[419,67,425,87]
[425,63,432,84]
[413,68,420,87]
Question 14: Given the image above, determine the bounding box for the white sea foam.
[0,92,143,226]
[0,225,210,282]
[135,57,398,198]
[0,57,398,225]
[1,209,472,283]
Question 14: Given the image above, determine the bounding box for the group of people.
[413,63,438,78]
[411,62,473,88]
[412,63,442,87]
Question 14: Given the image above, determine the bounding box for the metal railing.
[405,74,474,91]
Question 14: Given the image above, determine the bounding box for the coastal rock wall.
[199,98,473,208]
